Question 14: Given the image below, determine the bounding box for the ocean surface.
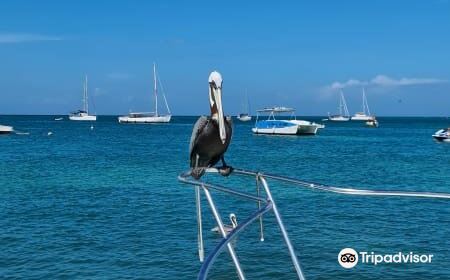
[1,116,450,279]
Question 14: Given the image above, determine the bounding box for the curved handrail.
[198,203,273,280]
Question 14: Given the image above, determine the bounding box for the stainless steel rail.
[178,167,450,280]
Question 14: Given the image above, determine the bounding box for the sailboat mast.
[84,75,88,114]
[362,87,366,115]
[247,91,251,116]
[153,62,158,116]
[364,88,371,116]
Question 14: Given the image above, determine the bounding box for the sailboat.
[118,63,171,123]
[328,90,350,121]
[237,91,252,122]
[351,87,374,121]
[69,75,97,121]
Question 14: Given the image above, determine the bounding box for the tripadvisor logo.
[338,248,359,269]
[338,248,434,269]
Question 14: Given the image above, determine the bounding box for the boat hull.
[328,116,350,122]
[69,115,97,121]
[118,115,171,123]
[237,115,252,122]
[0,125,13,134]
[252,120,319,135]
[432,129,450,142]
[366,120,379,127]
[351,115,373,121]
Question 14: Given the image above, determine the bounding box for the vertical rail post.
[258,175,305,280]
[196,185,204,262]
[202,186,246,280]
[256,176,264,241]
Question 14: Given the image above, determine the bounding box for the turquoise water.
[1,116,450,279]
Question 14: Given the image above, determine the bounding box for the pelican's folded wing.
[189,116,209,162]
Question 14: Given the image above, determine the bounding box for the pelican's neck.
[210,103,219,120]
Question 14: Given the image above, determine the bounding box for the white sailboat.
[328,90,350,121]
[351,88,374,121]
[69,75,97,121]
[118,63,171,123]
[237,91,252,122]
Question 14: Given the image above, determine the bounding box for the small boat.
[69,75,97,121]
[237,113,251,122]
[432,128,450,142]
[351,88,374,121]
[0,124,13,134]
[328,90,350,121]
[252,107,320,135]
[237,91,252,122]
[119,63,171,123]
[54,117,63,121]
[365,118,379,127]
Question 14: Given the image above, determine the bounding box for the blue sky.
[1,0,449,116]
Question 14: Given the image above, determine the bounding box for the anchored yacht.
[351,88,374,121]
[236,91,252,122]
[69,75,97,121]
[118,63,171,123]
[328,90,350,121]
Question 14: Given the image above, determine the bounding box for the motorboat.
[252,107,320,135]
[365,118,379,127]
[328,90,350,121]
[119,63,171,123]
[236,91,252,122]
[351,88,374,121]
[432,128,450,142]
[0,124,13,134]
[69,75,97,121]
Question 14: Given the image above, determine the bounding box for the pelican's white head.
[208,71,226,144]
[229,213,237,228]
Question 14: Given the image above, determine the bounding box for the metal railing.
[178,168,450,280]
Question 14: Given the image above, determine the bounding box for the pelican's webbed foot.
[190,168,206,180]
[218,157,233,177]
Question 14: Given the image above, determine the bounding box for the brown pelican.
[211,213,238,234]
[189,71,233,179]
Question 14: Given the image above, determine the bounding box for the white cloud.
[326,74,447,91]
[370,75,446,86]
[330,79,367,89]
[0,33,63,43]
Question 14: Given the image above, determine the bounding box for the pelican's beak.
[213,86,226,144]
